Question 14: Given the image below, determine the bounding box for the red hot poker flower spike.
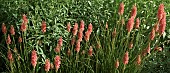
[2,23,7,34]
[72,23,78,36]
[22,14,28,25]
[135,18,140,29]
[6,34,11,45]
[157,4,165,21]
[45,59,50,72]
[75,41,81,53]
[58,37,63,47]
[154,23,159,32]
[78,31,83,41]
[146,43,151,54]
[67,22,71,32]
[136,55,141,65]
[80,20,85,32]
[88,23,93,34]
[71,37,75,46]
[118,2,124,15]
[123,51,129,65]
[115,59,119,69]
[54,55,61,71]
[131,5,137,18]
[159,12,166,35]
[88,46,93,56]
[150,28,155,41]
[18,36,22,43]
[84,31,90,42]
[126,17,134,32]
[10,25,15,35]
[20,22,27,32]
[31,50,37,68]
[7,49,13,62]
[41,21,46,33]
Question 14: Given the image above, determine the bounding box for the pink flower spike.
[22,14,28,25]
[154,23,159,32]
[136,55,141,65]
[31,50,37,68]
[20,22,27,32]
[75,41,81,53]
[18,36,22,43]
[6,34,11,45]
[2,23,7,34]
[115,59,119,69]
[54,55,61,71]
[67,22,71,32]
[84,31,90,42]
[126,17,134,32]
[123,51,129,65]
[150,28,155,41]
[146,43,151,54]
[135,18,140,29]
[58,36,63,47]
[80,20,85,32]
[72,23,78,36]
[118,2,124,15]
[7,49,13,62]
[159,12,166,35]
[131,5,137,18]
[71,37,75,46]
[157,4,165,21]
[88,23,93,33]
[88,46,93,56]
[78,31,83,41]
[10,25,15,35]
[45,59,50,72]
[55,45,61,53]
[41,21,46,33]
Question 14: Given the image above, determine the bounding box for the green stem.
[33,68,35,73]
[10,61,14,73]
[122,64,126,73]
